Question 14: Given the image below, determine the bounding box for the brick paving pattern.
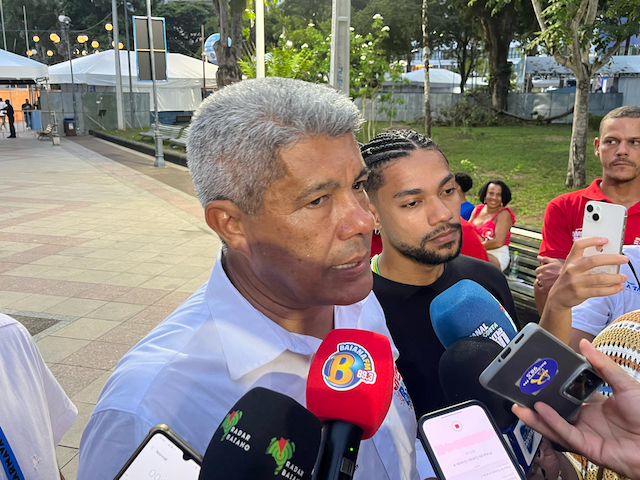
[0,136,222,479]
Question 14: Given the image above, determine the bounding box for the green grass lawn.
[358,122,603,226]
[103,127,187,155]
[103,123,602,227]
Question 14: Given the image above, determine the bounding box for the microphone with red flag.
[306,329,394,480]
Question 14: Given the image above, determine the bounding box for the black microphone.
[439,337,542,473]
[199,387,321,480]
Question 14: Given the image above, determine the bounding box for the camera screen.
[564,369,602,403]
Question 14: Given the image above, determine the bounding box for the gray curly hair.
[187,78,363,214]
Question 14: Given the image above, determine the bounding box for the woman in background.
[469,180,515,271]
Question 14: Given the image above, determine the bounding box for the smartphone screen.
[119,432,201,480]
[421,404,522,480]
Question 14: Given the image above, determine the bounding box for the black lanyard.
[624,256,640,287]
[0,425,25,480]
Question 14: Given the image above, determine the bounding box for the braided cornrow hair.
[360,129,447,198]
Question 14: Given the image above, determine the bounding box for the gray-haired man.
[77,78,420,480]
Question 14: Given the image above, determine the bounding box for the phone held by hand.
[479,324,603,421]
[582,200,627,274]
[113,424,202,480]
[418,400,525,480]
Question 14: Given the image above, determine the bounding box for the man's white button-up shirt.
[77,248,420,480]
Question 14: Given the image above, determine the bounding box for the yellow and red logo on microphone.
[322,342,377,391]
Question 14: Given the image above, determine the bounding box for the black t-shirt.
[373,255,519,418]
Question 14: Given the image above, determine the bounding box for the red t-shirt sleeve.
[370,232,383,257]
[460,218,489,261]
[539,197,573,259]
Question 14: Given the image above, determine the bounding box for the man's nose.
[428,197,454,226]
[615,141,629,156]
[339,195,375,240]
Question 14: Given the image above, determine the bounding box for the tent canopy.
[48,50,218,111]
[384,68,487,93]
[525,55,640,77]
[0,49,48,82]
[401,68,462,85]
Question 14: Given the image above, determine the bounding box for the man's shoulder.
[450,254,500,273]
[92,286,221,417]
[0,313,33,347]
[448,255,510,289]
[548,187,589,209]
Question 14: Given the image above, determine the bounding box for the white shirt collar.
[205,248,397,381]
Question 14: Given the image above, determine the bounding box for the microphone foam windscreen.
[439,337,516,429]
[306,329,394,440]
[430,279,518,348]
[199,387,321,480]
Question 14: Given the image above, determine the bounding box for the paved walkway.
[0,134,222,479]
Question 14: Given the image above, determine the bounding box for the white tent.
[402,68,461,87]
[0,49,48,82]
[524,55,640,76]
[48,50,218,111]
[387,68,487,93]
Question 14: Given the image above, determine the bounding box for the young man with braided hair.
[361,129,518,418]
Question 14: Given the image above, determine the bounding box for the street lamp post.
[111,0,125,130]
[57,16,79,132]
[123,0,135,129]
[146,0,164,167]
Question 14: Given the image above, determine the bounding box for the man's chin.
[329,272,373,306]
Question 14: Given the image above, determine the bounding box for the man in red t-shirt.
[536,106,640,319]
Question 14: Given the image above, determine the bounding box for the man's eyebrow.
[439,173,455,188]
[393,188,423,199]
[392,173,454,199]
[355,167,369,181]
[296,179,341,202]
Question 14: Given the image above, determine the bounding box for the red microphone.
[307,329,394,480]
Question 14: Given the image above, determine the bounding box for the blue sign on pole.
[203,33,232,65]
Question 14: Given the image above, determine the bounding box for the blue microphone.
[429,279,518,348]
[439,337,542,472]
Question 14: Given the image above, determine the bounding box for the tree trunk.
[480,3,514,110]
[459,43,467,94]
[214,0,243,88]
[566,75,590,188]
[422,0,431,136]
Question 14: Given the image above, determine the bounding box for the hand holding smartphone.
[581,201,627,274]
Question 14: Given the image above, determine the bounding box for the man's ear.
[594,136,601,158]
[204,200,251,257]
[369,201,382,233]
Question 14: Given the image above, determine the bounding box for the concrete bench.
[37,124,53,141]
[139,124,183,142]
[506,224,542,323]
[168,125,191,148]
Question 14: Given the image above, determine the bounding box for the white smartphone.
[582,200,627,274]
[418,401,525,480]
[113,424,201,480]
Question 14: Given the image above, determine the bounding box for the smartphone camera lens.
[592,213,600,221]
[586,204,594,213]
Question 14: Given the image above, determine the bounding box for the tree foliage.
[529,0,640,187]
[155,2,217,57]
[456,0,536,109]
[351,0,422,64]
[430,0,482,93]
